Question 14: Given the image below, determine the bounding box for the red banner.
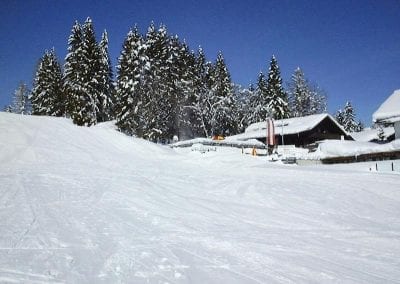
[266,118,275,146]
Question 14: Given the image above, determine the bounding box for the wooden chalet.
[231,113,353,148]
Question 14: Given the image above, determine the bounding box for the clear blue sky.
[1,0,399,125]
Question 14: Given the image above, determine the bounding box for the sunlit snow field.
[0,112,399,283]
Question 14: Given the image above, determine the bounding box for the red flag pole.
[266,118,275,154]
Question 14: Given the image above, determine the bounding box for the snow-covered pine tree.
[335,108,344,126]
[11,83,30,114]
[64,21,90,125]
[288,67,326,117]
[31,48,65,116]
[265,55,289,119]
[233,84,252,133]
[210,51,237,136]
[239,83,255,130]
[172,40,197,140]
[163,35,182,139]
[97,30,115,122]
[115,25,148,135]
[64,18,109,126]
[288,67,310,117]
[335,105,363,132]
[248,72,269,124]
[189,47,213,137]
[342,101,359,132]
[309,84,327,115]
[81,17,102,125]
[142,23,170,141]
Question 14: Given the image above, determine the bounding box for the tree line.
[4,18,364,139]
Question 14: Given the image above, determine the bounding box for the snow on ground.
[1,112,400,283]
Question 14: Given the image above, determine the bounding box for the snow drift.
[1,112,400,283]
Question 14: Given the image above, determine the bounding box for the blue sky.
[1,0,399,125]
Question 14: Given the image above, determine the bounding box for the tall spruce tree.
[142,23,170,141]
[164,35,182,139]
[31,49,65,116]
[309,84,327,115]
[335,101,360,132]
[335,108,344,126]
[240,83,255,130]
[342,101,359,132]
[190,47,213,137]
[64,18,109,126]
[116,23,198,140]
[64,21,91,125]
[248,72,269,124]
[288,67,310,117]
[233,84,252,133]
[97,30,114,122]
[81,17,101,124]
[171,40,197,139]
[210,51,237,136]
[265,55,289,119]
[115,26,148,135]
[288,67,326,117]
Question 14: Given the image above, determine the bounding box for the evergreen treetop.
[265,55,289,119]
[31,48,65,116]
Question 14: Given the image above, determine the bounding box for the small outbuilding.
[230,113,352,148]
[373,89,400,140]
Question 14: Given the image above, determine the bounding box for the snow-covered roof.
[351,127,395,142]
[171,137,266,148]
[304,139,400,159]
[373,89,400,123]
[229,113,347,141]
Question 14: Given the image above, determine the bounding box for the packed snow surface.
[373,89,400,123]
[1,112,400,283]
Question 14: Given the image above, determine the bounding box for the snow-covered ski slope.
[1,112,400,284]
